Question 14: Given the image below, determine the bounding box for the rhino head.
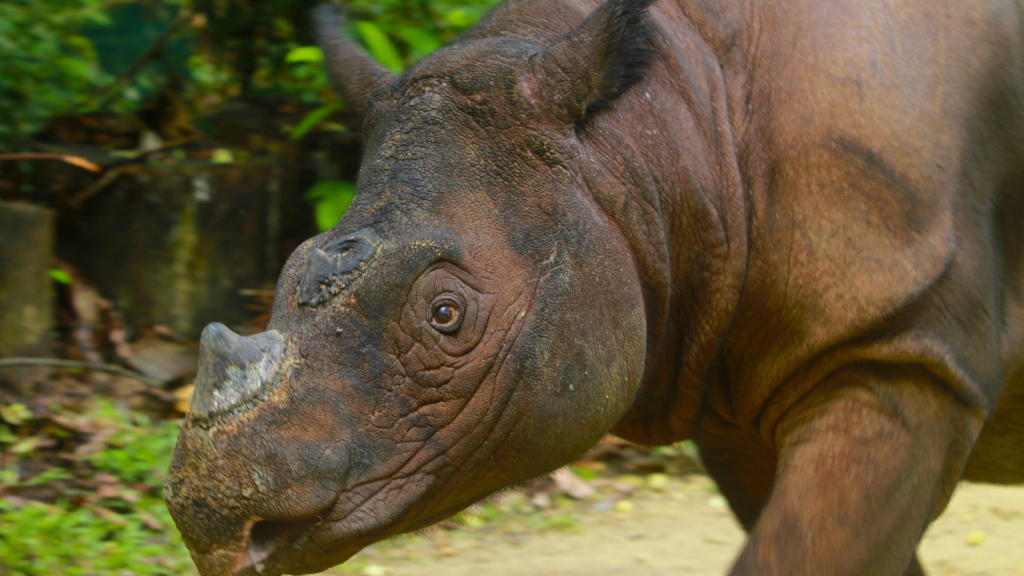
[166,1,659,574]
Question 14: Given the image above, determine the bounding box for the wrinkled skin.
[166,0,1024,575]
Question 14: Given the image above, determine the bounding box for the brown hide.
[166,0,1024,575]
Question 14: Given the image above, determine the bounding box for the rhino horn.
[189,323,286,424]
[529,0,659,123]
[314,3,398,122]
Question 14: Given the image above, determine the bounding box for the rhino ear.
[528,0,658,124]
[314,4,398,123]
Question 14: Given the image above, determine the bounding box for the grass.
[0,400,195,576]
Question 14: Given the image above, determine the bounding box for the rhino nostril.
[296,228,382,307]
[189,323,287,424]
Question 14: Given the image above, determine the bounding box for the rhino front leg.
[698,407,929,575]
[905,556,926,576]
[696,408,777,531]
[729,364,983,576]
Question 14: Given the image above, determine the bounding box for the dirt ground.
[332,479,1024,576]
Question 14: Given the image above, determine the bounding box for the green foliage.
[289,102,345,141]
[394,26,443,61]
[0,499,191,576]
[305,180,357,231]
[85,407,181,485]
[571,465,599,481]
[285,46,324,63]
[279,0,501,137]
[355,21,405,73]
[0,0,503,148]
[344,0,500,63]
[0,401,193,576]
[0,0,116,149]
[48,269,73,284]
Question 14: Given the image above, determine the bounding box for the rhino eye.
[429,298,462,333]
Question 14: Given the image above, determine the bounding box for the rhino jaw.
[189,323,287,425]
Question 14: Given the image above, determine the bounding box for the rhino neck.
[573,1,750,446]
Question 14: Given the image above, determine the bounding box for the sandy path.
[333,480,1024,576]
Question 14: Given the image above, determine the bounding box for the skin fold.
[164,0,1024,575]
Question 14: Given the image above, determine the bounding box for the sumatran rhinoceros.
[165,0,1024,574]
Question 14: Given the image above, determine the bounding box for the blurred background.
[0,1,1022,575]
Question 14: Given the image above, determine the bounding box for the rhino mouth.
[235,518,321,575]
[226,514,332,576]
[222,477,418,576]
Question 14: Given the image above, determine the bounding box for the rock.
[56,160,301,339]
[0,202,54,358]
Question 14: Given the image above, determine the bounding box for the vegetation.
[0,4,715,575]
[0,400,192,575]
[0,0,119,147]
[0,0,502,227]
[0,2,508,573]
[283,0,503,228]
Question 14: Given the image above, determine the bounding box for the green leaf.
[396,27,442,61]
[48,266,73,282]
[289,102,345,141]
[571,465,599,481]
[21,468,70,486]
[443,8,482,28]
[285,46,324,63]
[305,180,356,232]
[48,268,72,284]
[355,21,404,73]
[0,403,32,426]
[10,436,42,454]
[210,148,234,164]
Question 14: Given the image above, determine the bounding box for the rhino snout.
[190,323,287,422]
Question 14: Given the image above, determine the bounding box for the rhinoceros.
[165,0,1024,574]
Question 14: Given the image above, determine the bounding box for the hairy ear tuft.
[530,0,659,124]
[588,0,659,113]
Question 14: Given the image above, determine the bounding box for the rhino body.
[166,0,1024,574]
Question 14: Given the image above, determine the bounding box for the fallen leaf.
[93,507,130,526]
[97,484,120,499]
[707,495,727,508]
[126,337,199,387]
[531,492,552,509]
[0,403,32,426]
[11,437,43,454]
[173,384,195,414]
[432,530,455,556]
[140,512,164,531]
[553,467,595,499]
[646,473,670,490]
